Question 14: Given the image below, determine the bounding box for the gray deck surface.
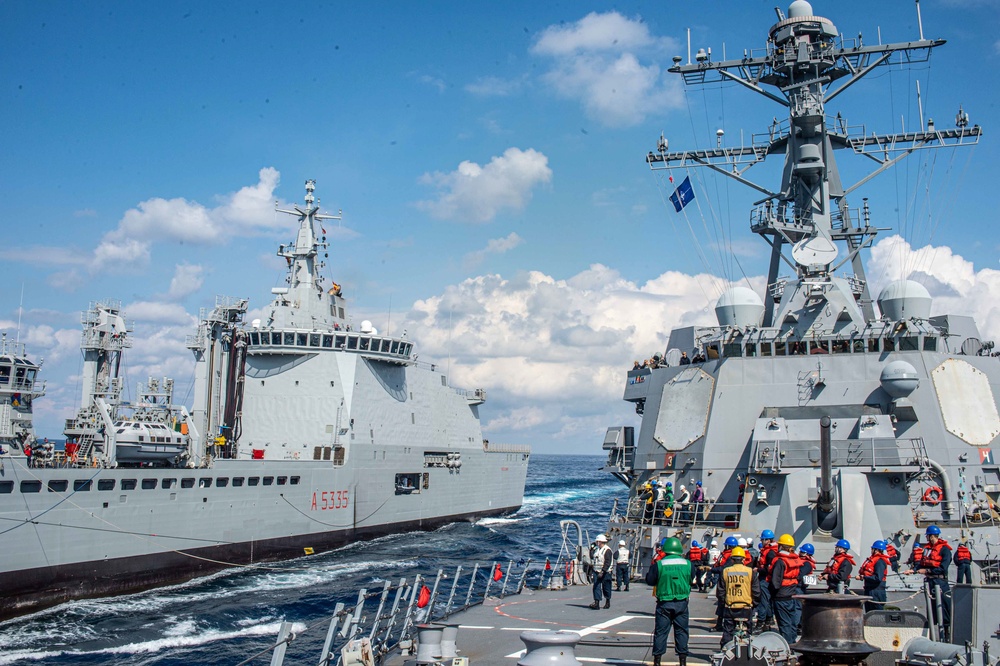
[388,584,925,666]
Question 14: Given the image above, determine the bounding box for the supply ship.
[0,180,529,621]
[600,0,999,586]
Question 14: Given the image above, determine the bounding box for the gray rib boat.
[0,179,529,621]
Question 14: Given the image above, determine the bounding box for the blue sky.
[2,1,998,454]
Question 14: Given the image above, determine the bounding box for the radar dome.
[360,320,374,334]
[880,360,919,399]
[877,280,932,321]
[788,1,814,17]
[715,287,764,327]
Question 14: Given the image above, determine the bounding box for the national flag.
[669,176,695,212]
[980,448,995,465]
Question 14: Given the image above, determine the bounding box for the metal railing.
[252,559,559,666]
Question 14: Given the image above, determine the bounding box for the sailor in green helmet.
[645,536,691,666]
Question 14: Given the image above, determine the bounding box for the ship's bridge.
[246,328,413,365]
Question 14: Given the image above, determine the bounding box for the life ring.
[922,486,943,505]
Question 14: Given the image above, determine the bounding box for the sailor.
[717,545,759,647]
[690,481,705,521]
[885,540,901,573]
[679,351,691,365]
[641,482,656,524]
[857,540,891,612]
[821,540,855,593]
[907,539,923,570]
[768,534,802,644]
[645,537,691,666]
[615,540,631,592]
[954,540,972,585]
[590,534,613,609]
[710,536,743,630]
[686,540,709,592]
[676,485,691,521]
[797,543,817,594]
[906,525,952,640]
[755,530,778,633]
[706,540,721,588]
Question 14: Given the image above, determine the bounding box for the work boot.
[589,602,600,610]
[652,655,661,666]
[604,600,611,609]
[679,656,687,666]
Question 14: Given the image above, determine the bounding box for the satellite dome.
[788,1,814,18]
[715,287,764,327]
[877,280,932,321]
[360,320,374,334]
[880,360,919,399]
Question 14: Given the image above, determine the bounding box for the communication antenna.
[16,283,24,343]
[915,0,925,41]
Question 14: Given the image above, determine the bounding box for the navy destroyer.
[0,180,529,620]
[601,0,998,591]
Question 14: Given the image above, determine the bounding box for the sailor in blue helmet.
[797,543,817,594]
[857,541,891,612]
[755,529,778,633]
[905,525,952,641]
[821,539,855,593]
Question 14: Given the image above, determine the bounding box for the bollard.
[415,624,444,664]
[436,623,460,659]
[518,630,583,666]
[792,593,879,666]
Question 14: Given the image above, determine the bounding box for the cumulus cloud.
[465,76,525,97]
[869,235,1000,338]
[126,300,198,325]
[166,263,205,301]
[531,12,682,127]
[463,232,524,270]
[91,168,286,272]
[415,148,552,223]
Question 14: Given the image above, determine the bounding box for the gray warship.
[601,0,999,588]
[0,180,529,620]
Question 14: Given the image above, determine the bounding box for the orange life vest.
[922,539,951,568]
[716,548,752,568]
[823,552,856,576]
[771,550,802,587]
[859,553,891,580]
[886,544,899,561]
[955,545,972,563]
[759,543,779,573]
[688,546,704,562]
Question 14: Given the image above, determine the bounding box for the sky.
[2,1,999,455]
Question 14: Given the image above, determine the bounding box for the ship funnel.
[715,287,764,327]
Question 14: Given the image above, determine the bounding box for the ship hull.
[0,448,528,621]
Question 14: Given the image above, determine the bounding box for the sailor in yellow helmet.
[715,545,759,647]
[768,534,803,643]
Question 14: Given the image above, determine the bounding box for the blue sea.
[0,454,624,665]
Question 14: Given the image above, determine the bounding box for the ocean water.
[0,454,624,665]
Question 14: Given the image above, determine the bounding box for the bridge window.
[297,333,307,346]
[347,336,358,350]
[248,477,260,486]
[121,479,137,490]
[868,339,880,353]
[923,337,937,351]
[883,338,896,352]
[263,476,274,486]
[48,479,68,492]
[20,480,41,493]
[141,479,157,490]
[232,477,244,487]
[760,342,772,357]
[162,478,176,489]
[98,479,116,491]
[774,341,786,356]
[336,334,346,348]
[900,336,919,351]
[309,333,320,347]
[199,478,212,488]
[0,480,12,493]
[745,343,757,357]
[181,478,195,488]
[321,334,333,348]
[216,477,229,487]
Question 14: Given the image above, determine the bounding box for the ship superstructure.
[602,2,998,584]
[0,333,45,455]
[0,180,529,621]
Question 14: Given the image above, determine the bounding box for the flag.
[493,564,503,581]
[669,176,695,212]
[544,558,551,570]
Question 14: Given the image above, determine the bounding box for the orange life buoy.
[922,486,943,505]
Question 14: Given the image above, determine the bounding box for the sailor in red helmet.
[905,525,952,641]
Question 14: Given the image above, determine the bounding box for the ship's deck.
[384,584,920,666]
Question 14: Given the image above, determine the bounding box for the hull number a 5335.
[311,490,350,511]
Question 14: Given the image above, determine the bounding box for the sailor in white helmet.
[616,539,631,591]
[590,534,614,609]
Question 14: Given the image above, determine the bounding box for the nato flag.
[669,176,695,212]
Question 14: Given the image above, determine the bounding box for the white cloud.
[415,148,552,223]
[465,76,524,97]
[869,235,1000,338]
[126,301,198,326]
[532,12,682,127]
[167,264,205,300]
[90,168,286,272]
[463,232,524,270]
